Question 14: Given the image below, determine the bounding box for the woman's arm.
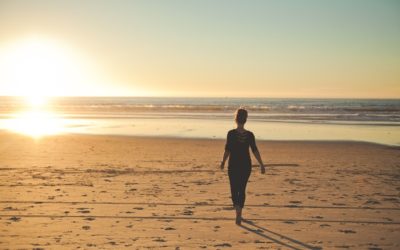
[253,149,265,174]
[220,150,230,170]
[250,133,265,174]
[221,131,232,170]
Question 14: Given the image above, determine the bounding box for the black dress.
[225,129,258,208]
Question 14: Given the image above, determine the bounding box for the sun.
[0,36,91,137]
[0,36,98,98]
[0,35,150,98]
[26,95,47,108]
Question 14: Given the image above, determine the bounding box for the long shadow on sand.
[240,219,321,250]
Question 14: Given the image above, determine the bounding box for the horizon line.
[0,95,399,100]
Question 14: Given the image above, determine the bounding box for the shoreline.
[2,130,399,148]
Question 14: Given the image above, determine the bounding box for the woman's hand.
[252,150,265,174]
[220,150,229,171]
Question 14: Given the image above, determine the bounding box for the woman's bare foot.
[235,206,242,225]
[235,215,241,225]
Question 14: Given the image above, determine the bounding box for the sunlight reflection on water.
[1,113,399,145]
[2,110,66,138]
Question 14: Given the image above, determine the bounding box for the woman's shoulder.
[241,128,253,134]
[228,128,254,134]
[245,130,255,138]
[227,129,236,135]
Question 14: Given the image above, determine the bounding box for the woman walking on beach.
[220,108,265,225]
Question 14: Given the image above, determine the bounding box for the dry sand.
[0,131,399,249]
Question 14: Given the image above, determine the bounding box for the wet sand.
[0,131,399,249]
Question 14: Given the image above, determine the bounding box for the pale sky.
[0,0,399,98]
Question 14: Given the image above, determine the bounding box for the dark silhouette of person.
[220,108,265,225]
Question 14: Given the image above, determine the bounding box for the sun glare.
[0,36,100,97]
[0,36,97,137]
[26,95,47,108]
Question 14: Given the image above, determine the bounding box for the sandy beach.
[1,0,399,249]
[0,131,399,249]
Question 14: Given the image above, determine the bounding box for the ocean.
[0,97,399,145]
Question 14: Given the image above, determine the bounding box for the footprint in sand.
[364,199,381,205]
[338,229,356,234]
[368,247,383,250]
[3,206,17,211]
[334,245,352,248]
[77,208,91,214]
[320,224,331,228]
[214,243,232,247]
[183,210,193,215]
[254,240,266,243]
[332,202,346,206]
[153,238,166,242]
[283,220,296,224]
[9,216,21,222]
[183,207,194,215]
